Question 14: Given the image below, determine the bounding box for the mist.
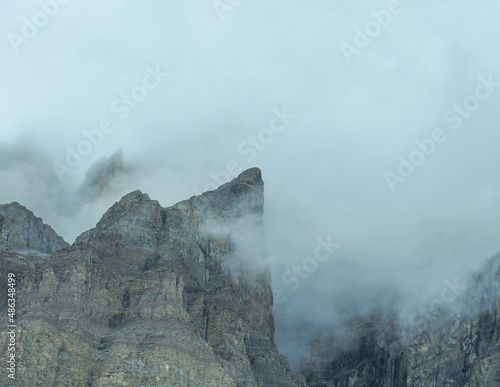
[2,0,500,371]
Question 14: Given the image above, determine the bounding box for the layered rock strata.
[0,168,304,387]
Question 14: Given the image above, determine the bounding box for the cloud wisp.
[2,0,500,372]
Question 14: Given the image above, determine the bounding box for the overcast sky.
[2,0,500,370]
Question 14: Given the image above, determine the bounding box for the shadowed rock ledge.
[0,168,305,387]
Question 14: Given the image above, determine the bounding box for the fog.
[2,0,500,371]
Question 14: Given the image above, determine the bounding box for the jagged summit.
[223,166,263,192]
[73,188,162,246]
[190,167,264,220]
[80,147,124,200]
[0,201,69,255]
[1,167,305,387]
[120,189,150,201]
[3,167,500,386]
[192,167,263,200]
[75,168,264,246]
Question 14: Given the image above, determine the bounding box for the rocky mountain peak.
[74,189,161,246]
[80,147,124,200]
[2,167,500,386]
[187,168,265,250]
[231,166,263,188]
[0,168,305,386]
[75,168,264,247]
[0,201,69,255]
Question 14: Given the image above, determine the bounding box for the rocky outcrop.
[302,311,405,387]
[301,254,500,387]
[0,202,69,255]
[0,168,304,386]
[5,165,500,386]
[80,148,124,200]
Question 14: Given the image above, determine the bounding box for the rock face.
[0,168,304,386]
[3,166,500,387]
[0,202,69,255]
[301,254,500,387]
[80,147,124,200]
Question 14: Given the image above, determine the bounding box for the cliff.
[301,254,500,387]
[0,168,304,386]
[0,202,69,255]
[3,167,500,386]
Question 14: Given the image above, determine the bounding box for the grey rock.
[0,202,69,255]
[80,147,124,200]
[0,168,304,386]
[301,254,500,387]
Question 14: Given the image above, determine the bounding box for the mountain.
[79,147,124,201]
[0,202,69,255]
[301,254,500,387]
[2,167,500,386]
[0,168,305,386]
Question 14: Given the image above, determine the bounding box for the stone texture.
[301,254,500,387]
[6,165,500,386]
[0,168,304,387]
[0,202,69,255]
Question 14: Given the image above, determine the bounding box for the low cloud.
[2,0,500,372]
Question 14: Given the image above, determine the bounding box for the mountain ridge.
[2,168,500,386]
[0,167,305,386]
